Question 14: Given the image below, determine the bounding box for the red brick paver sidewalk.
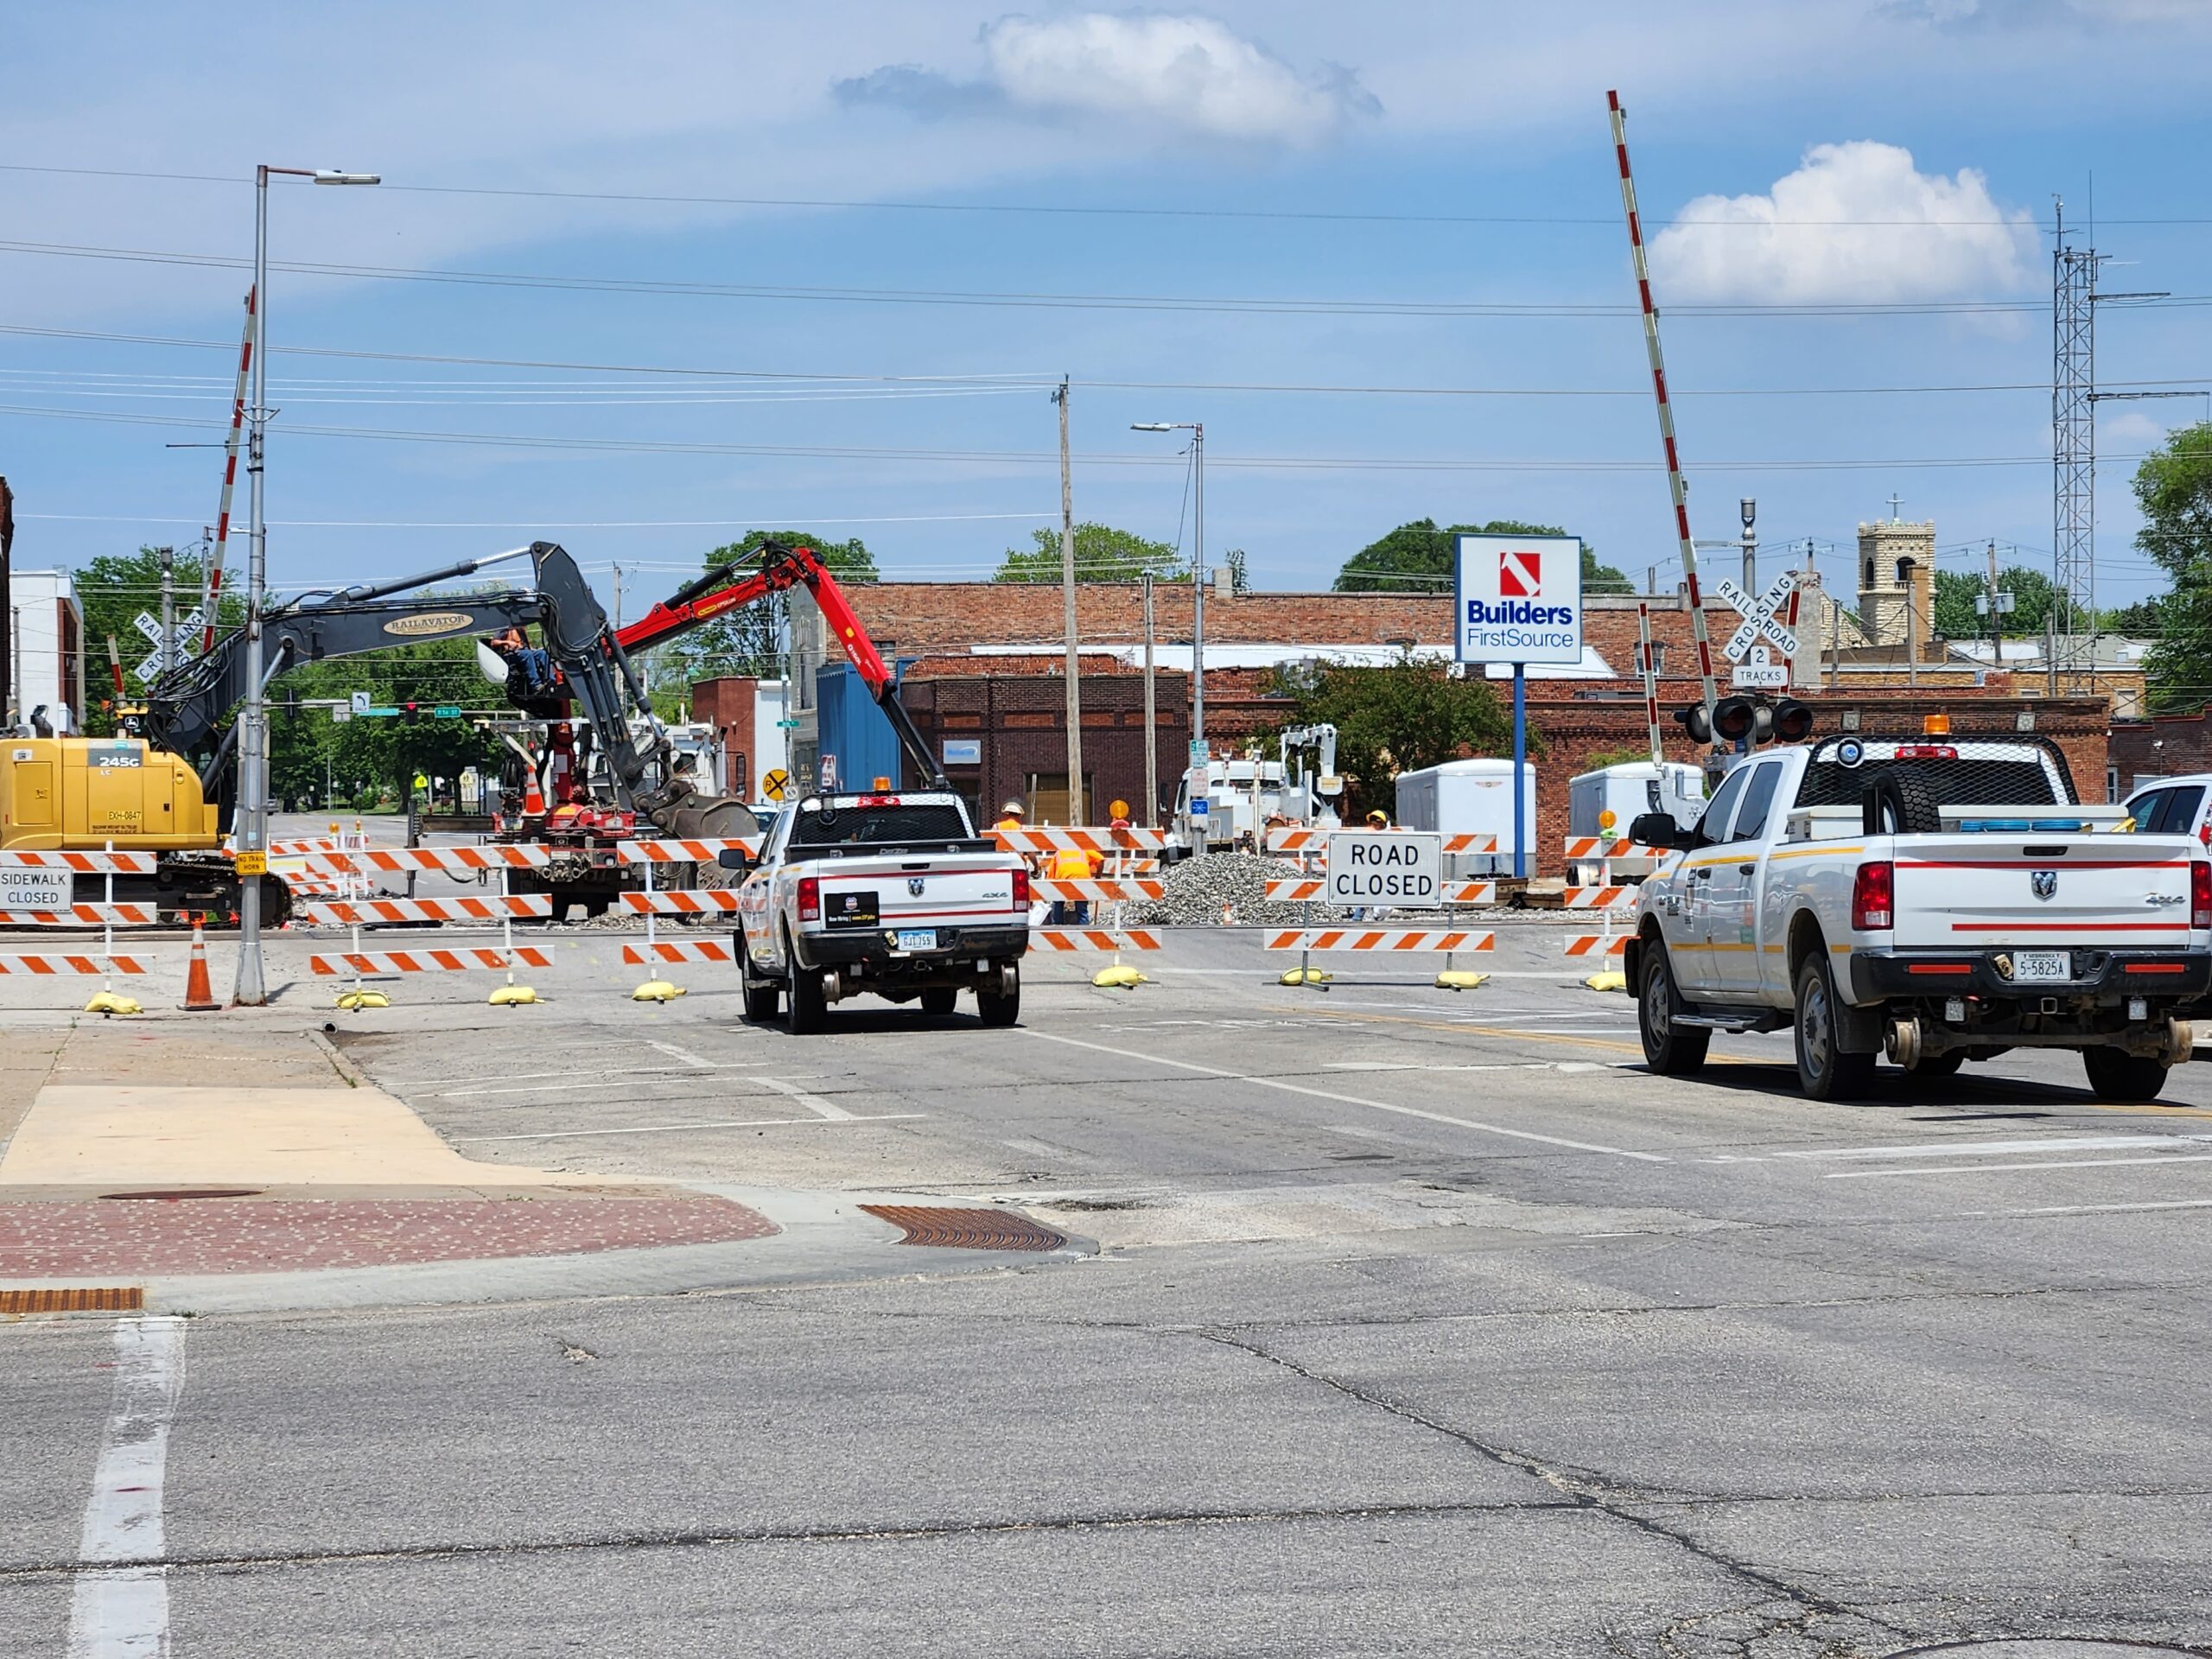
[0,1194,777,1276]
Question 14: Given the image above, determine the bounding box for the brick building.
[2112,709,2212,798]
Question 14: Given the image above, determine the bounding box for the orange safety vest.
[1050,848,1091,880]
[994,817,1024,834]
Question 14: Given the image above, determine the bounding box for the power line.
[1,397,2188,474]
[5,237,2157,318]
[3,160,2207,230]
[4,323,2207,403]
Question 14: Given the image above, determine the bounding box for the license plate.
[2013,949,2070,982]
[893,929,938,952]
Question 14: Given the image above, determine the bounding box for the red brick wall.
[2112,712,2212,795]
[689,677,758,798]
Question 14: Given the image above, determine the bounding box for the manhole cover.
[1891,1643,2209,1657]
[99,1189,262,1202]
[0,1287,145,1314]
[860,1205,1067,1251]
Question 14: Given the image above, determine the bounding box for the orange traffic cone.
[523,771,546,817]
[182,920,220,1011]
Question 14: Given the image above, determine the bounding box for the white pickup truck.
[721,791,1031,1033]
[1625,734,2210,1102]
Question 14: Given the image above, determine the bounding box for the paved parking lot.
[7,929,2212,1656]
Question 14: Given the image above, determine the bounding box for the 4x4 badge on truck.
[2031,870,2058,900]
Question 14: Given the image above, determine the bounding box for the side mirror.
[716,849,753,875]
[1629,811,1681,850]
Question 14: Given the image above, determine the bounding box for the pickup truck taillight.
[1852,861,1894,931]
[1011,868,1030,909]
[797,876,821,923]
[2194,861,2212,930]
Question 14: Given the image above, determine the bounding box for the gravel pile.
[1129,852,1350,928]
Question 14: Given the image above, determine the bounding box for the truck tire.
[1907,1052,1964,1077]
[2083,1046,2169,1103]
[920,987,959,1018]
[785,933,827,1034]
[977,968,1021,1028]
[739,942,780,1023]
[1860,767,1941,836]
[1795,955,1877,1100]
[1637,943,1708,1074]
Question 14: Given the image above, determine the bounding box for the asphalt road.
[9,940,2212,1656]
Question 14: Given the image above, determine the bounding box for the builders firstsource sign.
[1454,532,1584,666]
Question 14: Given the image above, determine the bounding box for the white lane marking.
[1778,1134,2212,1162]
[1827,1153,2212,1180]
[1964,1198,2212,1217]
[1002,1137,1069,1159]
[452,1113,923,1142]
[1029,1031,1669,1163]
[745,1073,855,1122]
[647,1040,716,1070]
[69,1315,184,1659]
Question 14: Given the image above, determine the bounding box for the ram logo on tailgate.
[2031,870,2057,900]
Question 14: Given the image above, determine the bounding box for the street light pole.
[234,163,378,1006]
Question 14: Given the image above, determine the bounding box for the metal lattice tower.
[2052,212,2097,659]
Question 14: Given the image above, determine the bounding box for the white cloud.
[1648,141,2037,304]
[838,12,1378,145]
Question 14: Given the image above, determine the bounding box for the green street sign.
[434,704,462,719]
[776,719,800,729]
[363,706,401,718]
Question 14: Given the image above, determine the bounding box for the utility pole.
[1986,538,2000,667]
[235,162,378,1007]
[1141,572,1158,826]
[0,475,13,726]
[1053,378,1083,821]
[1191,423,1205,760]
[1901,556,1919,690]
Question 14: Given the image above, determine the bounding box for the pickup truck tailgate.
[813,854,1020,930]
[1891,834,2201,949]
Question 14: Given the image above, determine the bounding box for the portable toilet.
[1393,759,1537,875]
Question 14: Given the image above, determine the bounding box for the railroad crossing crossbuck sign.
[131,608,205,685]
[1713,571,1799,664]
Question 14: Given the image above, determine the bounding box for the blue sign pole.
[1512,664,1527,879]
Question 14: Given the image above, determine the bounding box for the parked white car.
[1627,734,2209,1102]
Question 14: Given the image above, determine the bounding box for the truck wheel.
[920,987,958,1018]
[977,969,1021,1028]
[1638,944,1708,1074]
[2083,1046,2169,1103]
[739,945,781,1023]
[1860,767,1942,836]
[1908,1052,1964,1077]
[1795,955,1876,1100]
[785,934,827,1034]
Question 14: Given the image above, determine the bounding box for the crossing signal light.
[1772,699,1815,743]
[1709,696,1817,747]
[1673,702,1713,744]
[1713,696,1760,744]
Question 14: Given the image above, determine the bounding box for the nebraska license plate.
[893,929,938,952]
[2012,949,2070,982]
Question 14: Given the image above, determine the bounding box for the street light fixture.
[233,162,378,1007]
[1131,421,1205,841]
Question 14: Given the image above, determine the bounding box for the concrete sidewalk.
[0,1022,1081,1314]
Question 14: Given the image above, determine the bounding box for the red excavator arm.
[619,542,945,787]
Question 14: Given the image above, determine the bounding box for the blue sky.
[3,0,2209,622]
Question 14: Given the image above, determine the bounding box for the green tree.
[671,531,879,683]
[270,637,505,810]
[2134,422,2212,710]
[1333,518,1628,594]
[1264,655,1526,817]
[992,523,1182,583]
[70,545,245,734]
[1932,566,2056,640]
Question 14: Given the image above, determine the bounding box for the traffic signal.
[404,701,420,725]
[1674,697,1815,747]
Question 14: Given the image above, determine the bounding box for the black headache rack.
[785,838,1000,860]
[1793,733,2081,812]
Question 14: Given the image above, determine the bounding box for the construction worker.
[1048,842,1094,925]
[994,799,1027,834]
[1365,808,1391,830]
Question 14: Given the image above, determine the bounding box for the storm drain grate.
[859,1205,1067,1252]
[99,1189,261,1202]
[0,1287,145,1314]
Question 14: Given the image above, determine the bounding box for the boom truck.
[0,538,942,920]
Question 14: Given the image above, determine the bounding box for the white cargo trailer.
[1567,762,1705,839]
[1393,759,1536,874]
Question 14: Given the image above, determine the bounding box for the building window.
[1895,558,1911,583]
[1649,644,1667,676]
[1865,558,1875,586]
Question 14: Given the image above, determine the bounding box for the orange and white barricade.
[1562,836,1662,883]
[306,844,553,874]
[1029,927,1163,952]
[613,837,761,866]
[1266,829,1499,857]
[296,894,552,926]
[1032,879,1163,906]
[1262,877,1497,910]
[622,938,736,967]
[620,889,742,916]
[1266,926,1494,990]
[1564,933,1630,958]
[991,827,1166,857]
[0,846,157,1010]
[1558,886,1635,910]
[309,944,553,976]
[613,842,758,995]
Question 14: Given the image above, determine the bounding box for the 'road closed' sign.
[1325,831,1441,906]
